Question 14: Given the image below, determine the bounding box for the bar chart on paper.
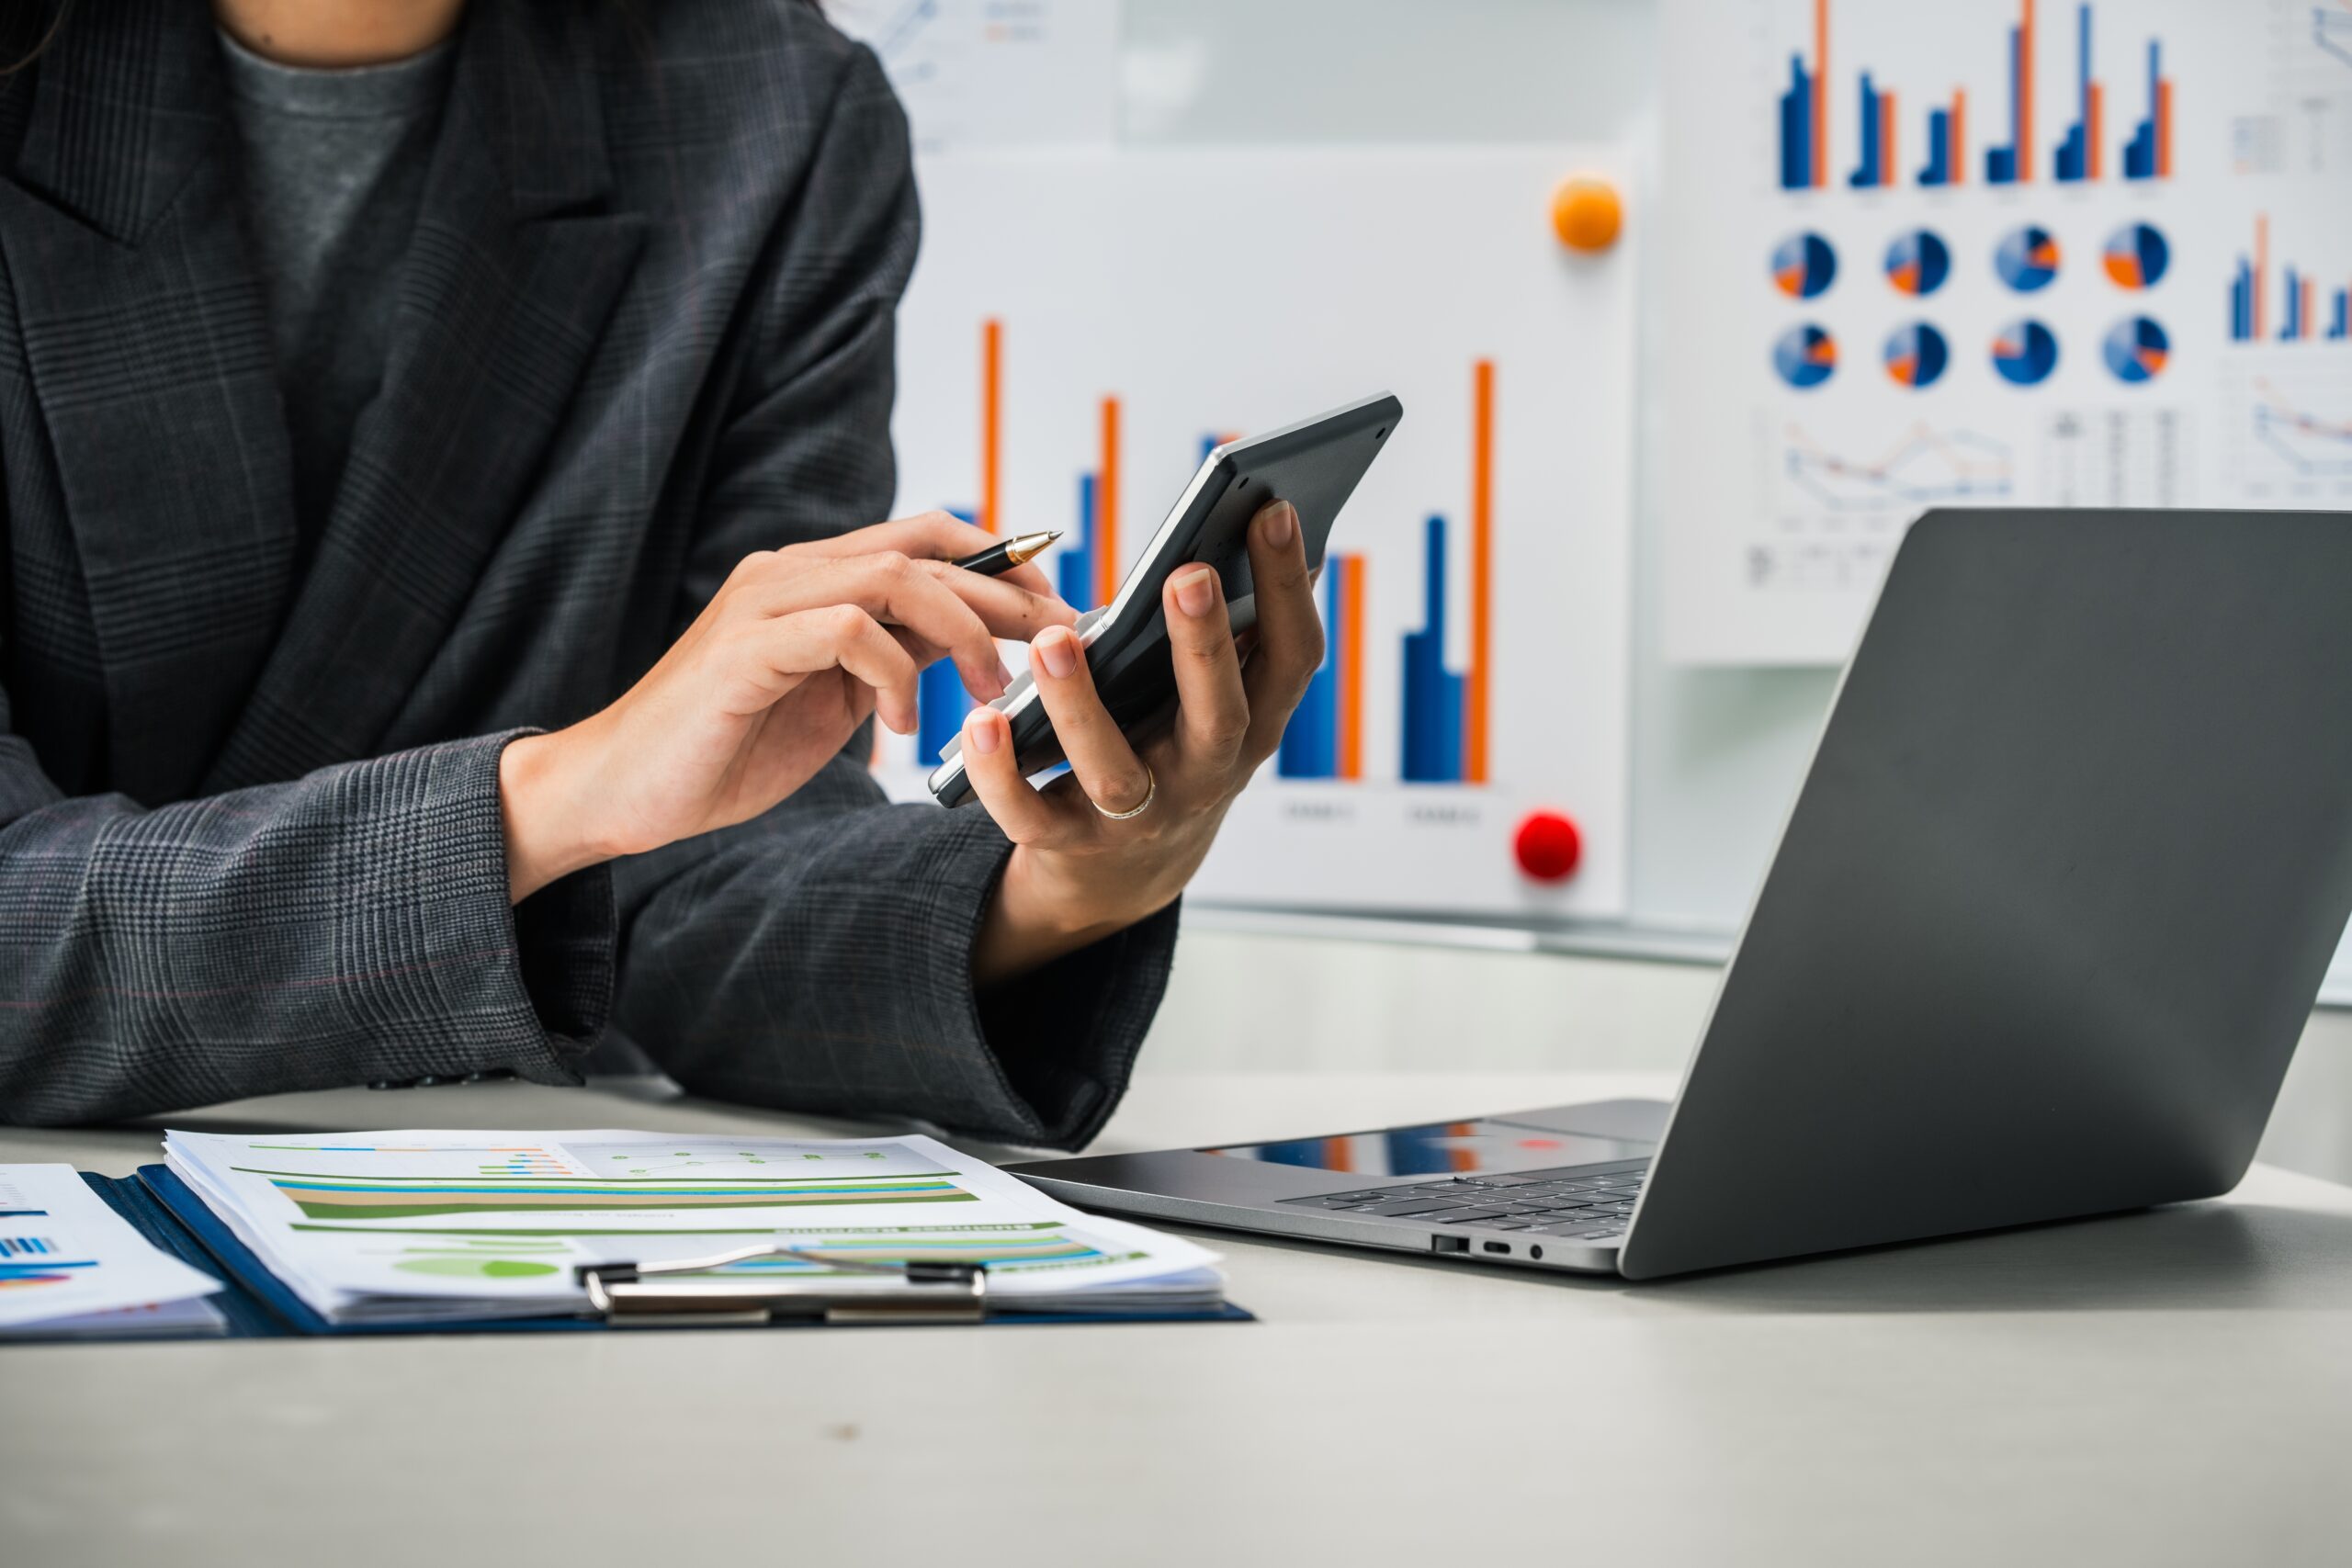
[883,149,1634,916]
[1665,0,2352,664]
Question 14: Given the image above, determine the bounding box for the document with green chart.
[164,1130,1224,1325]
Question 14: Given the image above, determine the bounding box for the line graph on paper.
[2227,370,2352,500]
[1779,423,2016,513]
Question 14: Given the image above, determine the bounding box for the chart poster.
[880,149,1634,918]
[1663,0,2352,665]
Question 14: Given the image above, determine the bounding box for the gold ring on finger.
[1092,763,1156,821]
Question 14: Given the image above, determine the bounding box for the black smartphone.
[928,390,1403,807]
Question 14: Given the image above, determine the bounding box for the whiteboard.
[877,148,1634,918]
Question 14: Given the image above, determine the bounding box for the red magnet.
[1512,810,1582,882]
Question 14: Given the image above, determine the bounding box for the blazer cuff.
[363,731,616,1088]
[973,894,1182,1150]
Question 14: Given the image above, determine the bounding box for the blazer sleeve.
[608,44,1178,1148]
[0,711,616,1124]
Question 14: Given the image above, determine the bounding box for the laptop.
[1012,509,2352,1280]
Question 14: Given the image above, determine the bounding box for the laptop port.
[1430,1235,1469,1254]
[1482,1241,1510,1255]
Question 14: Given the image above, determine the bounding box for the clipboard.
[85,1168,1252,1338]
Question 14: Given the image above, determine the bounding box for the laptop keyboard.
[1277,1161,1649,1241]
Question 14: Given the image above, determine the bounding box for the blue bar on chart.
[1918,95,1963,187]
[1279,569,1343,780]
[2331,285,2349,342]
[915,660,967,765]
[2230,254,2256,343]
[1400,516,1465,784]
[2282,268,2304,341]
[1779,52,1816,190]
[1059,474,1097,610]
[2121,39,2172,180]
[2052,4,2099,183]
[1847,73,1885,188]
[1277,554,1363,783]
[1984,1,2034,185]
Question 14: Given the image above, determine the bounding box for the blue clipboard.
[85,1168,1251,1337]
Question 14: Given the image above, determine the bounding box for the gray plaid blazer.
[0,0,1176,1136]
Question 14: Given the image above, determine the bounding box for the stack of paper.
[0,1166,225,1340]
[164,1129,1225,1325]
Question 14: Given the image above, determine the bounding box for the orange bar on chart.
[1337,556,1365,782]
[1465,360,1494,786]
[979,319,1002,535]
[1951,89,1966,185]
[2255,214,2268,340]
[1811,0,1828,188]
[2019,0,2036,182]
[2155,79,2172,177]
[2086,82,2102,180]
[1881,91,1896,186]
[2302,276,2315,341]
[1095,397,1122,610]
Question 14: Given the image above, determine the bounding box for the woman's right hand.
[497,513,1075,901]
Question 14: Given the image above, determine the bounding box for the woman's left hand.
[963,499,1322,985]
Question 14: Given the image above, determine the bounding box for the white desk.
[7,1071,2352,1567]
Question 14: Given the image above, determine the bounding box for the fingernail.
[996,657,1016,691]
[1261,502,1297,547]
[1174,566,1216,618]
[1035,628,1079,679]
[965,711,1001,755]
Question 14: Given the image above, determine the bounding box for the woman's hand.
[964,500,1323,985]
[500,513,1075,901]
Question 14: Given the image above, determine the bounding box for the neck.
[213,0,467,68]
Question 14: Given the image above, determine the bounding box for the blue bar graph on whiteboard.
[1279,569,1344,780]
[1059,473,1097,610]
[1778,53,1815,189]
[1400,515,1464,784]
[1847,73,1884,187]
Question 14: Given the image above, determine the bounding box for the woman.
[0,0,1321,1139]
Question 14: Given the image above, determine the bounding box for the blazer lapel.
[203,1,646,792]
[0,0,300,806]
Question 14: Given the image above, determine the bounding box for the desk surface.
[7,1072,2352,1567]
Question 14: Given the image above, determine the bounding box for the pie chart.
[2102,315,2169,383]
[2101,222,2170,289]
[1883,322,1950,389]
[1771,231,1837,299]
[1884,230,1951,297]
[1772,324,1838,389]
[1992,319,2059,386]
[1995,225,2061,292]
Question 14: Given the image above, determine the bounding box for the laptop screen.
[1203,1118,1641,1179]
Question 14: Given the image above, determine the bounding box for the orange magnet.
[1550,176,1623,254]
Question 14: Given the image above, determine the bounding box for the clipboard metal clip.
[575,1243,988,1328]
